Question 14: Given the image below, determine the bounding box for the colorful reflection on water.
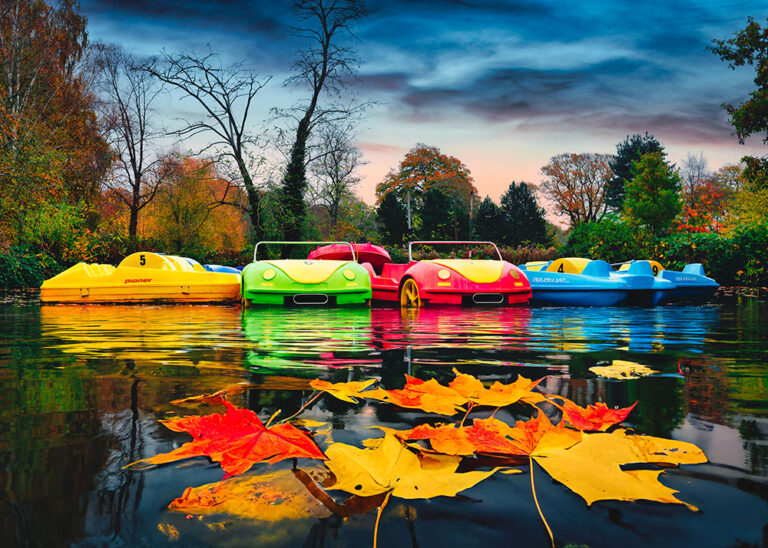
[0,296,766,547]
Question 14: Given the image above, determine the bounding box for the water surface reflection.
[0,298,765,547]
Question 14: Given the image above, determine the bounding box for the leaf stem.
[459,402,474,427]
[373,490,392,548]
[279,391,322,424]
[530,455,555,548]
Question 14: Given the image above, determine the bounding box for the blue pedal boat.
[616,261,719,303]
[520,258,635,306]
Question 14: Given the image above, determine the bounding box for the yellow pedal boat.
[40,252,241,303]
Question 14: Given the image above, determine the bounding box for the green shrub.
[0,247,62,289]
[731,223,768,286]
[562,220,656,263]
[654,232,736,284]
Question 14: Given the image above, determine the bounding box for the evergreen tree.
[377,192,408,245]
[499,182,550,247]
[606,133,667,210]
[623,152,682,236]
[472,196,502,242]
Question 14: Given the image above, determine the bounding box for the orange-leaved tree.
[540,153,613,227]
[141,156,248,255]
[376,144,478,231]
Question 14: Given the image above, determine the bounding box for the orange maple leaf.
[562,401,637,432]
[507,411,581,455]
[130,401,326,478]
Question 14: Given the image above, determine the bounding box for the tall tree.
[623,152,682,236]
[499,182,550,247]
[147,52,271,240]
[376,144,477,230]
[710,17,768,190]
[472,196,502,242]
[606,133,666,210]
[95,44,164,239]
[377,191,407,245]
[309,124,364,228]
[0,0,109,241]
[419,185,470,240]
[540,152,613,226]
[280,0,366,241]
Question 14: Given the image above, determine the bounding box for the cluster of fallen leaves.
[133,371,706,547]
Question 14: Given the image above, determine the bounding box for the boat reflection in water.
[39,304,246,370]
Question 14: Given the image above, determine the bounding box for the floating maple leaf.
[561,400,637,432]
[324,433,498,499]
[309,378,377,403]
[127,400,326,478]
[449,368,546,407]
[364,375,466,415]
[379,418,528,459]
[533,429,707,510]
[506,411,582,456]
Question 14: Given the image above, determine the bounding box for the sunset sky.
[79,0,767,221]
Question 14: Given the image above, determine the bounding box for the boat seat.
[581,260,612,277]
[682,263,706,276]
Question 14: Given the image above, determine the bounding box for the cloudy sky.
[80,0,767,219]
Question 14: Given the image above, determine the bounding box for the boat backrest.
[546,257,591,274]
[581,260,612,277]
[619,260,664,275]
[118,252,176,270]
[625,260,655,277]
[682,263,706,276]
[522,261,551,271]
[83,263,115,277]
[165,255,198,272]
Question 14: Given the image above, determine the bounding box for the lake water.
[1,294,766,547]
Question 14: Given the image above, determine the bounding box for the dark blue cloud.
[79,0,768,145]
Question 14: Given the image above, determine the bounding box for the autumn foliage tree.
[540,153,613,227]
[0,0,109,243]
[376,144,478,231]
[142,156,248,254]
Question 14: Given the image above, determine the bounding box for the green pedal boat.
[241,241,372,306]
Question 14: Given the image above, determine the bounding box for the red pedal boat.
[310,241,531,307]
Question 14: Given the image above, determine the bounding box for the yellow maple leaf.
[324,433,498,499]
[533,429,707,510]
[309,378,377,403]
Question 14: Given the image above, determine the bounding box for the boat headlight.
[263,269,276,281]
[343,269,356,280]
[437,269,451,280]
[509,268,520,279]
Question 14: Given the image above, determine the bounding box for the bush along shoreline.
[563,220,768,287]
[2,228,765,292]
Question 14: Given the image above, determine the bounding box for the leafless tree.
[280,0,367,241]
[146,52,271,240]
[94,43,164,239]
[540,153,614,226]
[309,124,365,227]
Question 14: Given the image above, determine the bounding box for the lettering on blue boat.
[532,277,569,284]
